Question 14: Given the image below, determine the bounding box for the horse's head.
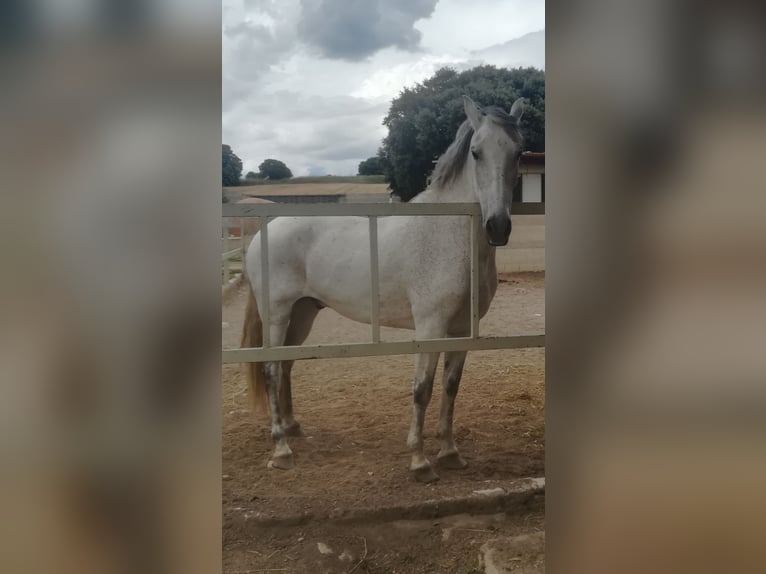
[463,96,525,246]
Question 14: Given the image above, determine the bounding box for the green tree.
[244,171,260,180]
[379,66,545,201]
[222,144,243,187]
[357,156,383,175]
[258,158,293,180]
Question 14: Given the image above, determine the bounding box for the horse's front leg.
[407,350,441,483]
[437,350,469,469]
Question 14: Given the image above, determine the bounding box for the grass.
[237,174,386,186]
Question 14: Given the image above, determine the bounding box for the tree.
[222,144,243,186]
[258,159,293,180]
[245,171,259,180]
[379,65,545,201]
[357,156,383,175]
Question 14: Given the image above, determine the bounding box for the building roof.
[520,152,544,166]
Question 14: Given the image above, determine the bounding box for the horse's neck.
[413,169,475,204]
[413,170,497,264]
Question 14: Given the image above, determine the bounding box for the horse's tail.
[241,275,268,414]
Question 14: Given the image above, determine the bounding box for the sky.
[223,0,545,177]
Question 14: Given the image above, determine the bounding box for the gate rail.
[222,201,544,364]
[221,220,246,285]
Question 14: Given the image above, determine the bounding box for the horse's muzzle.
[485,215,512,246]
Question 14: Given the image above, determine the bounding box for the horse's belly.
[330,302,415,329]
[307,280,415,331]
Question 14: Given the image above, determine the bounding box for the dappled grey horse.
[241,96,525,482]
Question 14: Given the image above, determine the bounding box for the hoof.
[268,453,294,470]
[411,462,440,483]
[282,423,305,438]
[437,450,468,470]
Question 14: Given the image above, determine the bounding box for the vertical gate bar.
[369,216,381,343]
[222,223,230,285]
[259,216,271,348]
[240,220,246,256]
[470,213,480,339]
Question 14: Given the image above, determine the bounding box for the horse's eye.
[471,149,480,160]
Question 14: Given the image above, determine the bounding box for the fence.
[221,201,545,364]
[221,220,246,285]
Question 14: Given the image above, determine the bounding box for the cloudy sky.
[223,0,545,177]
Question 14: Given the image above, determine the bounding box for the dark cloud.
[298,0,438,61]
[223,19,294,82]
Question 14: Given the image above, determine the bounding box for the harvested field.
[227,182,390,196]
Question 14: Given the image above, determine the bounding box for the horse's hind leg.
[279,361,301,436]
[263,316,294,469]
[436,350,469,469]
[280,298,321,437]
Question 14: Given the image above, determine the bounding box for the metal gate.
[222,201,545,363]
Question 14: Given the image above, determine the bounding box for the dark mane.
[430,106,522,190]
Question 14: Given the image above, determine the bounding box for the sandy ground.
[222,272,545,573]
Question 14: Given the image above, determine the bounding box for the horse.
[241,96,525,483]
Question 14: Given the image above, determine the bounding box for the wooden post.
[369,216,380,343]
[222,223,230,285]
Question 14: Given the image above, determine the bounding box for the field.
[226,176,389,198]
[222,272,545,573]
[236,175,388,186]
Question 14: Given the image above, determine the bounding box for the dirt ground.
[222,272,545,573]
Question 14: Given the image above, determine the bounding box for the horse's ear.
[510,98,525,122]
[463,95,482,129]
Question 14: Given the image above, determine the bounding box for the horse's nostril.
[486,216,511,238]
[485,216,512,245]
